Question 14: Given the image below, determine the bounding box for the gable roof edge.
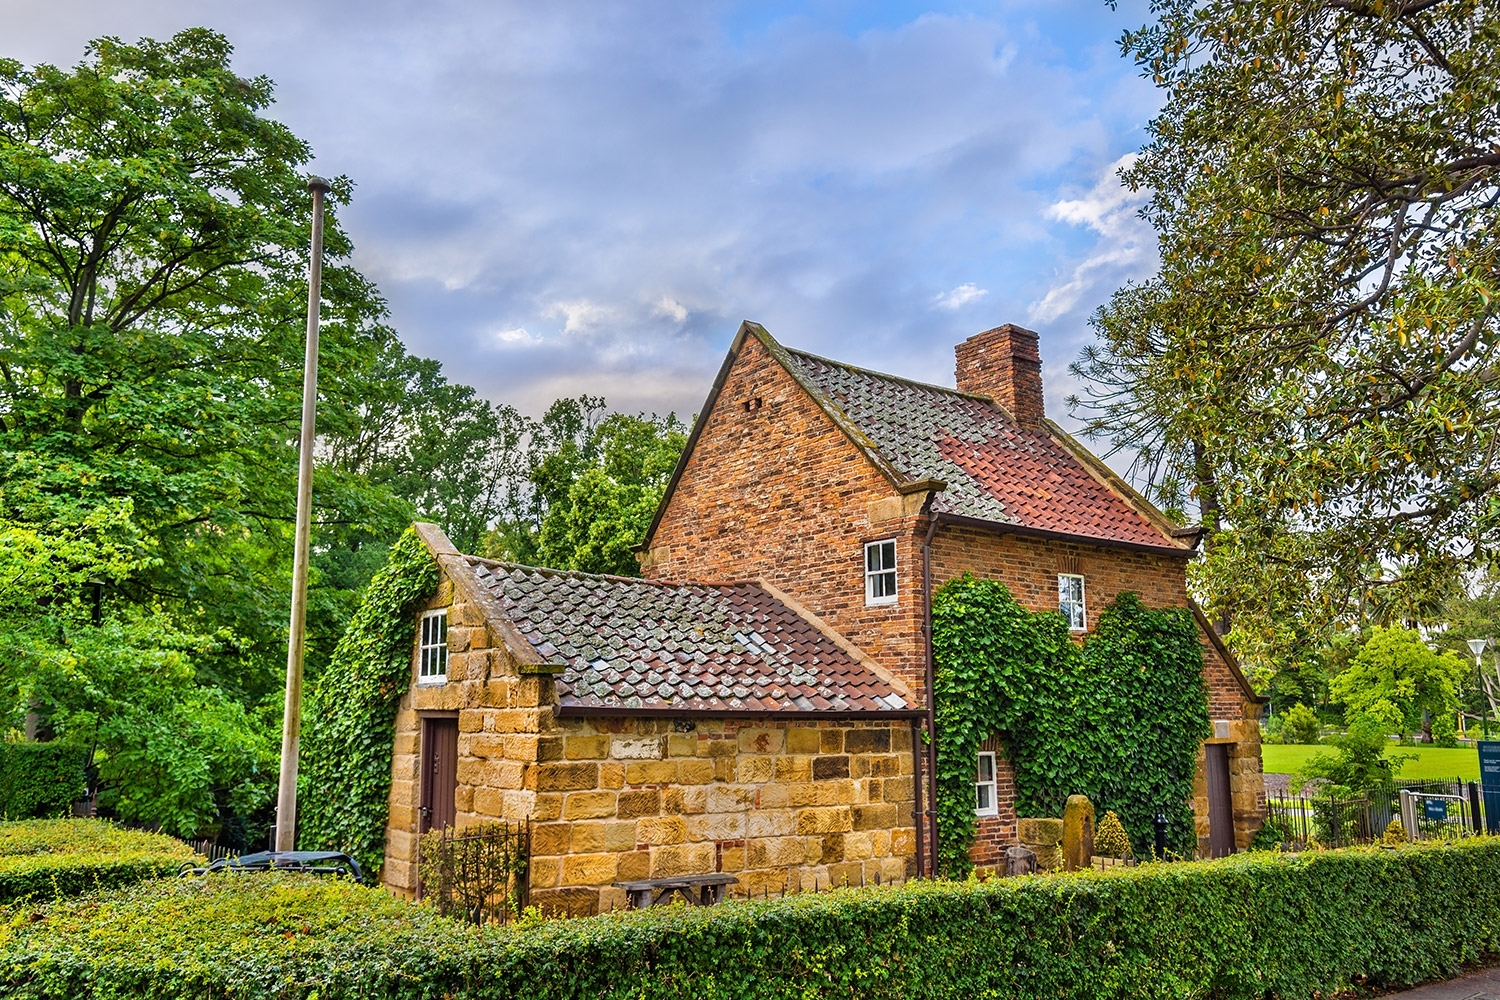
[410,522,548,669]
[748,325,915,493]
[1190,601,1266,706]
[1039,418,1199,552]
[641,321,928,551]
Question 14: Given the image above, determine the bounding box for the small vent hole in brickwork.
[742,397,763,413]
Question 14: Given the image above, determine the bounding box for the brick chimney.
[955,324,1045,429]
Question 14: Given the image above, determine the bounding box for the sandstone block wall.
[382,564,919,912]
[525,716,917,916]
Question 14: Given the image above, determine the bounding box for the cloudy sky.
[4,0,1161,438]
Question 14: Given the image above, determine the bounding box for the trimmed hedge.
[0,819,198,903]
[0,743,88,820]
[3,839,1499,998]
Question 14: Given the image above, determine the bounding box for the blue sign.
[1424,796,1448,822]
[1479,741,1500,834]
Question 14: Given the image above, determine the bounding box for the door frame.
[418,711,459,835]
[1205,741,1235,858]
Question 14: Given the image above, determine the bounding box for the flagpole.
[275,175,331,853]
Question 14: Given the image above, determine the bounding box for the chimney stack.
[955,324,1045,429]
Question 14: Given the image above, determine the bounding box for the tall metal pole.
[275,176,331,853]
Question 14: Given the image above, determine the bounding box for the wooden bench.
[615,874,739,909]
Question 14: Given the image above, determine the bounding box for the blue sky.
[5,0,1162,441]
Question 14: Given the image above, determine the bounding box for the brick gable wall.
[643,334,930,694]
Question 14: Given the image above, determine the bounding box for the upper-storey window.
[1058,574,1087,631]
[865,539,897,605]
[418,609,448,684]
[975,752,998,817]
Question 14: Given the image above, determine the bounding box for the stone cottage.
[379,320,1265,907]
[638,321,1265,866]
[383,522,922,915]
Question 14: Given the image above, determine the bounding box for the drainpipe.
[910,717,924,879]
[921,513,941,876]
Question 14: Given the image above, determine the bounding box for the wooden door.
[420,717,458,834]
[1206,742,1235,858]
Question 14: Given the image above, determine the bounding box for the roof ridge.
[782,345,997,405]
[461,555,770,592]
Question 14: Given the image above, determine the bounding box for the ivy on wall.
[932,575,1211,876]
[298,528,439,873]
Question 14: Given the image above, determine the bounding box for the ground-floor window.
[976,751,998,816]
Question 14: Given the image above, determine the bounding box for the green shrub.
[1282,703,1322,745]
[298,528,439,873]
[1432,711,1458,748]
[0,743,88,820]
[0,818,197,903]
[1094,810,1132,859]
[5,839,1500,999]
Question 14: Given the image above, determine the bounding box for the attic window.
[418,609,448,684]
[1058,574,1087,632]
[865,539,897,606]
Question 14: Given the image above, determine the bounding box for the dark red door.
[1206,742,1235,857]
[420,717,458,833]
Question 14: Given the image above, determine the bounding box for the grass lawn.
[1261,743,1480,782]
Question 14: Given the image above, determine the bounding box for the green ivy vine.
[931,575,1211,876]
[298,528,439,873]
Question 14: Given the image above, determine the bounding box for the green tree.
[487,400,687,576]
[1299,713,1412,795]
[1075,0,1500,668]
[1330,625,1469,742]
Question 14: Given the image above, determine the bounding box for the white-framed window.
[864,539,898,605]
[418,609,448,684]
[975,752,998,817]
[1059,574,1087,631]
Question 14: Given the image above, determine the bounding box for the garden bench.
[615,873,738,909]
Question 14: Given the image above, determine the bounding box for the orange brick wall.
[645,335,929,694]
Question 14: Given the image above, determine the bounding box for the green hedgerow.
[0,818,197,903]
[5,840,1500,999]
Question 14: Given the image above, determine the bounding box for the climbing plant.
[932,575,1210,876]
[298,528,439,873]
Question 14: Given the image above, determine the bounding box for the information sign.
[1424,796,1448,822]
[1478,741,1500,834]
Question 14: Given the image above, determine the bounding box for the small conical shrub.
[1094,810,1132,859]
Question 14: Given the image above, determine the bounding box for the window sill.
[416,675,448,687]
[865,597,899,608]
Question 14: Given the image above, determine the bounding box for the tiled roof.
[780,349,1178,550]
[464,558,912,715]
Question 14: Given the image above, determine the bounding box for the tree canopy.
[1076,0,1500,670]
[0,30,691,842]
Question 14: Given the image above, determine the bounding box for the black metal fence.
[418,821,530,925]
[1265,778,1482,849]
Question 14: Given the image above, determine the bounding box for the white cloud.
[1028,154,1155,325]
[543,299,617,334]
[933,283,989,310]
[489,325,541,345]
[654,296,689,324]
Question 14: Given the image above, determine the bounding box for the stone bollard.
[1062,795,1095,872]
[1017,817,1064,872]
